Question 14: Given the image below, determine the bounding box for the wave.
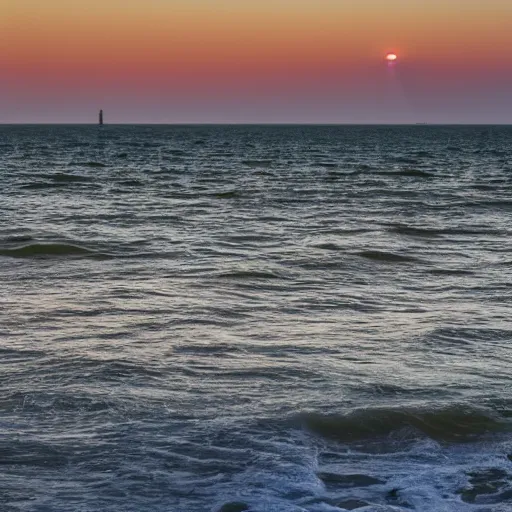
[50,173,91,183]
[357,250,418,263]
[119,179,144,187]
[216,270,284,280]
[298,404,508,443]
[85,161,107,167]
[428,268,474,275]
[388,224,508,238]
[215,501,250,512]
[0,243,102,258]
[317,472,384,487]
[20,182,66,190]
[315,162,338,168]
[1,235,34,243]
[21,174,94,189]
[214,190,238,199]
[384,169,433,178]
[434,226,505,236]
[461,468,512,504]
[314,242,342,251]
[0,441,68,469]
[167,149,189,156]
[242,159,273,168]
[208,150,234,157]
[414,150,435,158]
[68,161,107,168]
[392,157,420,164]
[387,224,442,238]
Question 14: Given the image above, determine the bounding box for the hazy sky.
[2,0,512,123]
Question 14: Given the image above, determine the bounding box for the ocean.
[1,125,511,512]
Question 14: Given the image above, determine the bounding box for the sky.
[2,0,512,123]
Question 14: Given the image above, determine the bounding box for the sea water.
[1,125,511,512]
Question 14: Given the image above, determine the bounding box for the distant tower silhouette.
[99,109,104,126]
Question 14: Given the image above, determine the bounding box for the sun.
[386,53,398,62]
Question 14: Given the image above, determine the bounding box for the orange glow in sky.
[2,0,512,123]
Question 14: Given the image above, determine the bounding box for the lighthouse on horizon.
[99,109,104,126]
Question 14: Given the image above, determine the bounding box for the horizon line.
[1,122,511,127]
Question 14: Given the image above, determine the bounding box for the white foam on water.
[210,429,512,512]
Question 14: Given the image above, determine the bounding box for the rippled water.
[1,125,512,512]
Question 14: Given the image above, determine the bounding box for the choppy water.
[1,125,512,512]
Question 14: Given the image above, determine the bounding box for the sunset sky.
[2,0,512,123]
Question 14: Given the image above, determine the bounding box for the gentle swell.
[357,250,418,263]
[382,169,433,178]
[51,173,91,183]
[387,224,443,238]
[242,159,273,168]
[216,270,283,280]
[69,161,107,168]
[214,190,238,199]
[299,405,508,443]
[0,243,101,258]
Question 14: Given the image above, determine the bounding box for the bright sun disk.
[386,53,398,62]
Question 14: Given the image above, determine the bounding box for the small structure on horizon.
[99,109,104,126]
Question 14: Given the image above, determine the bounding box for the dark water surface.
[1,125,512,512]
